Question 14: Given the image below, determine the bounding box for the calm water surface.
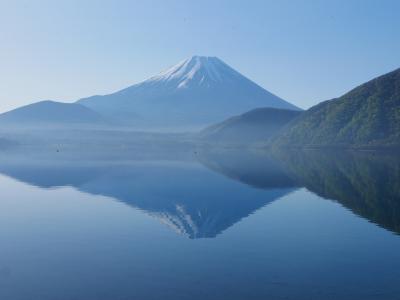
[0,148,399,300]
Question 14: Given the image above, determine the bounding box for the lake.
[0,147,399,300]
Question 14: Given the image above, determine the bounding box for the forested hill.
[274,68,400,149]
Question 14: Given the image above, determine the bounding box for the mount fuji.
[78,56,300,129]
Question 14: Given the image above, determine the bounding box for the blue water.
[0,149,399,300]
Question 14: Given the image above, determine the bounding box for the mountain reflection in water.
[0,147,398,237]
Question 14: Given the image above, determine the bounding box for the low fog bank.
[0,107,304,153]
[0,127,199,162]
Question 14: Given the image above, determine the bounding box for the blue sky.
[1,0,399,112]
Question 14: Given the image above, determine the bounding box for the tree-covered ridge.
[274,68,400,148]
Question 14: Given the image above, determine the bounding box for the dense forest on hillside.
[274,68,400,149]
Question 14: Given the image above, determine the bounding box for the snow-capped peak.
[146,56,240,89]
[77,55,300,128]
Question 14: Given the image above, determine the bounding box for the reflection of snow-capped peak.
[147,204,200,238]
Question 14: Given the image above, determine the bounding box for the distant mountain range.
[0,56,398,149]
[0,56,299,130]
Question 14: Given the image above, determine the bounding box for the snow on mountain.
[78,56,300,130]
[143,56,241,88]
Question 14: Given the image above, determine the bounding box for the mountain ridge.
[0,100,109,127]
[273,67,400,149]
[200,107,302,144]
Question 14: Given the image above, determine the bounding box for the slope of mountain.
[0,100,109,127]
[199,107,302,144]
[78,56,299,129]
[274,68,400,148]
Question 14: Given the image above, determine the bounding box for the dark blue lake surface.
[0,148,399,300]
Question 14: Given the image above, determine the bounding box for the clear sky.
[1,0,399,112]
